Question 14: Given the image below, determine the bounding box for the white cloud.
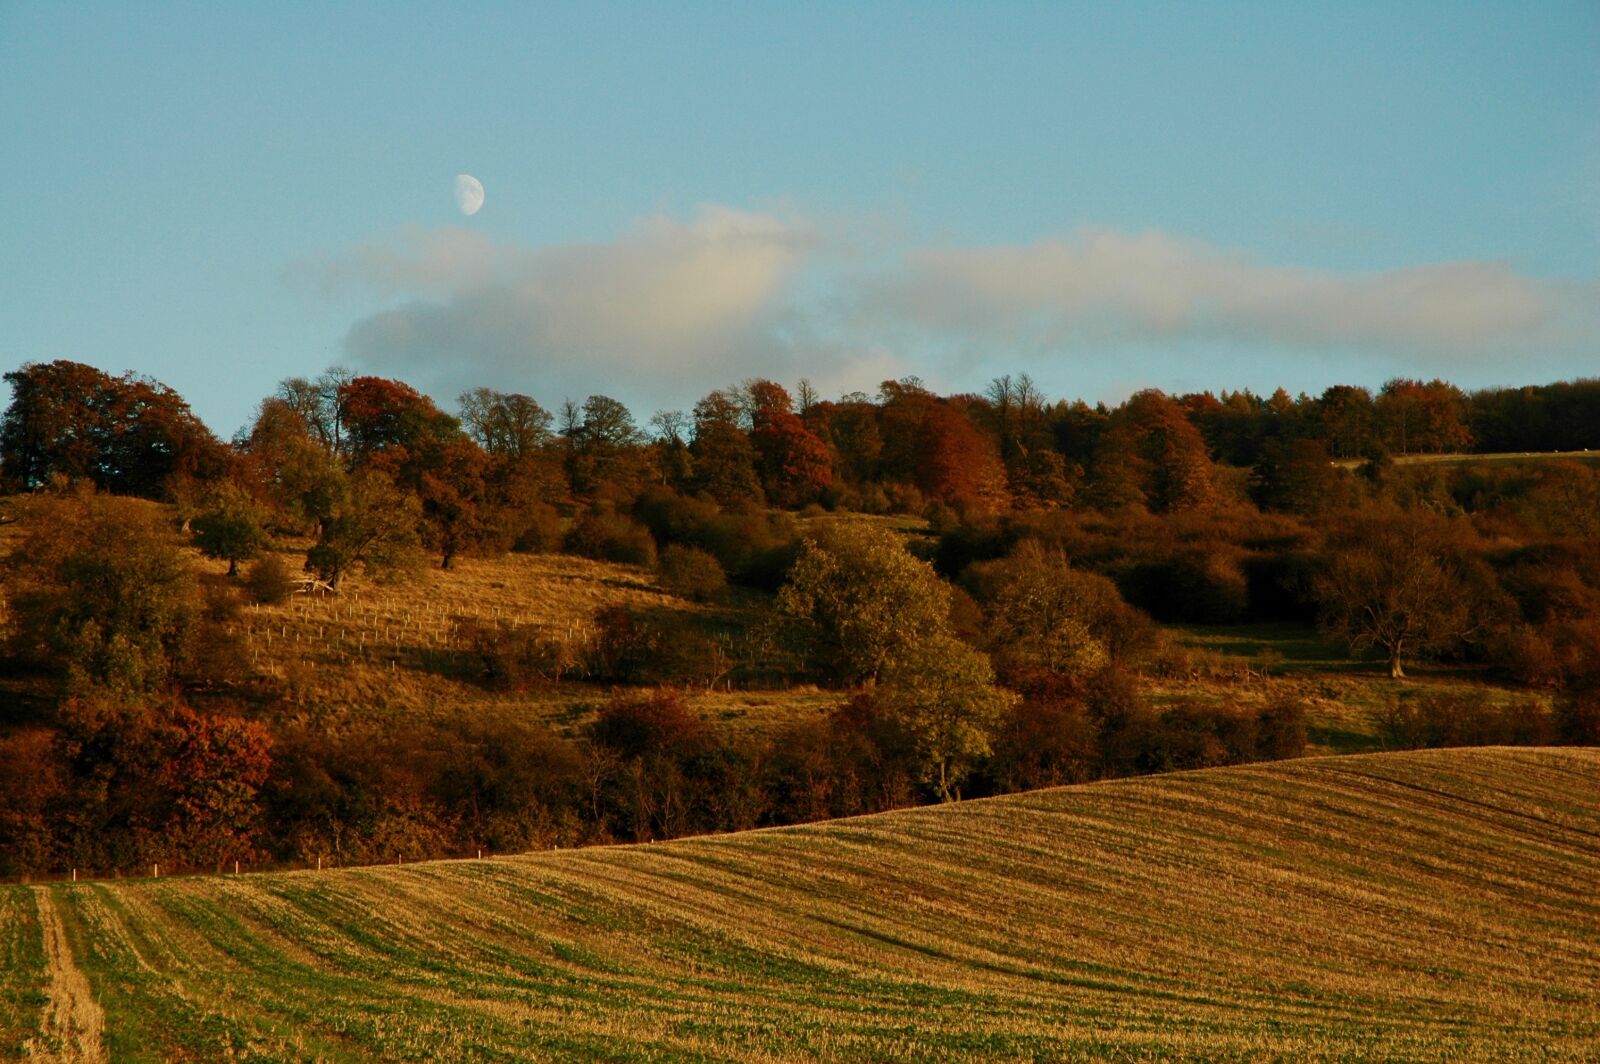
[324,206,833,403]
[300,212,1599,412]
[858,228,1597,358]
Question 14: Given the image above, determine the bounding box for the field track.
[3,747,1599,1061]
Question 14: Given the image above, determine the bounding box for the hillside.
[6,747,1599,1062]
[188,522,1550,749]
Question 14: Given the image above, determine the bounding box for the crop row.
[3,747,1597,1061]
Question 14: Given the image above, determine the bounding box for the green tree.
[774,522,951,684]
[192,483,269,576]
[970,543,1114,686]
[305,469,424,589]
[6,495,199,695]
[877,633,1013,801]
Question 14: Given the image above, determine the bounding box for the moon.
[454,173,484,216]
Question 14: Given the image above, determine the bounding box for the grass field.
[1329,448,1600,470]
[5,746,1598,1062]
[1161,622,1556,754]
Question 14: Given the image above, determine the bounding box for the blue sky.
[3,1,1597,437]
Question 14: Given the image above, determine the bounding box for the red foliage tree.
[158,707,274,867]
[337,376,461,461]
[915,403,1009,513]
[1377,378,1472,456]
[1,360,228,497]
[1089,390,1215,513]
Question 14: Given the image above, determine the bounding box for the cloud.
[857,228,1597,359]
[322,206,850,404]
[301,212,1599,413]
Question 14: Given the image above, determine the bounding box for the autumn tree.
[648,410,695,490]
[746,380,833,508]
[1313,506,1475,678]
[774,522,952,684]
[1,360,227,497]
[157,706,274,867]
[1520,462,1600,541]
[331,377,519,569]
[565,395,645,498]
[275,367,352,457]
[1314,385,1377,459]
[1376,378,1472,456]
[1249,437,1348,515]
[458,388,552,458]
[874,377,939,484]
[983,374,1074,507]
[412,437,507,569]
[965,542,1122,687]
[915,403,1010,514]
[6,494,199,694]
[338,376,461,462]
[813,394,883,485]
[1085,421,1150,511]
[236,397,351,539]
[689,390,762,505]
[1088,390,1215,512]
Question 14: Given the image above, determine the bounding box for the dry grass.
[4,747,1598,1061]
[205,546,720,716]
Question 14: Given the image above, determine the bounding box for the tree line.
[1,360,1598,876]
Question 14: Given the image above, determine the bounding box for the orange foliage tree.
[747,380,833,507]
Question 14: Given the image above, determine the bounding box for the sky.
[2,1,1597,439]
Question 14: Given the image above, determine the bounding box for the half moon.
[454,174,485,216]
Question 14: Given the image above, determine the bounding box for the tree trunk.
[227,557,239,577]
[1388,649,1405,678]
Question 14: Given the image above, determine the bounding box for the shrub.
[513,503,565,553]
[1557,693,1600,744]
[884,483,926,516]
[658,545,727,602]
[587,606,731,687]
[631,488,800,590]
[1381,690,1558,749]
[564,510,657,567]
[589,689,708,761]
[245,554,295,605]
[989,693,1100,792]
[1120,550,1249,624]
[457,621,585,690]
[1256,696,1310,760]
